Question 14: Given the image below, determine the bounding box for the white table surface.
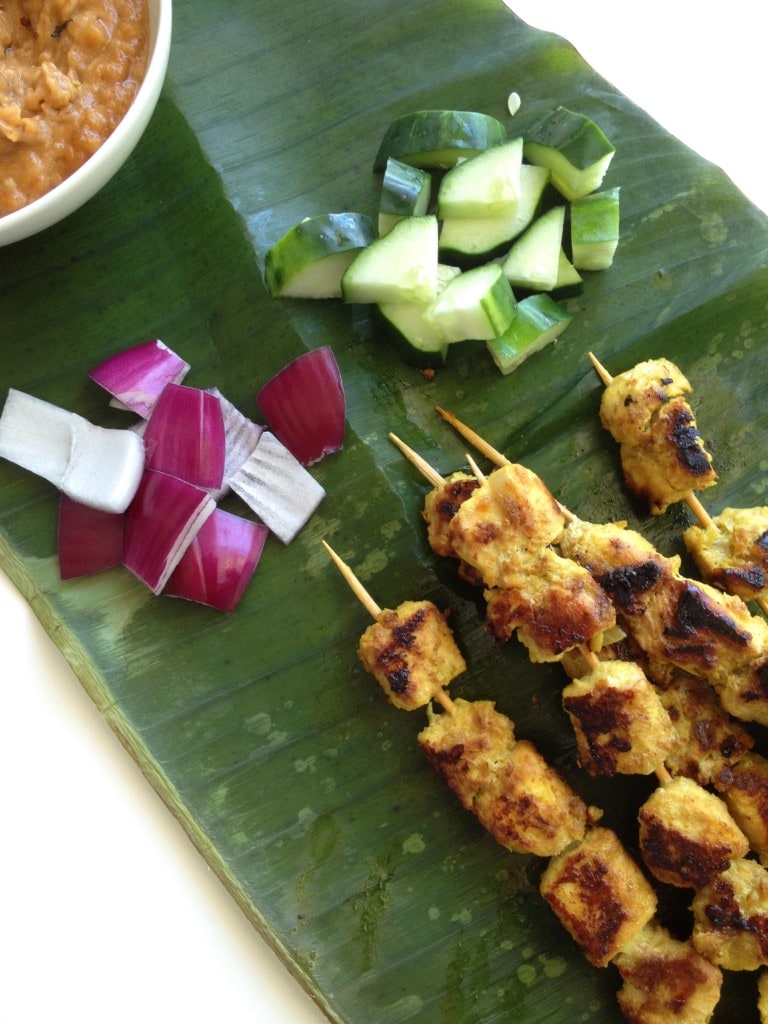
[3,4,766,1022]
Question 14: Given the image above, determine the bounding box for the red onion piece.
[89,340,191,419]
[256,346,345,465]
[58,495,124,579]
[123,468,216,594]
[205,388,264,500]
[143,383,226,490]
[230,430,325,544]
[164,508,269,611]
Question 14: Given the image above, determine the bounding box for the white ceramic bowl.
[0,0,173,248]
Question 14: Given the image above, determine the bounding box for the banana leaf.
[2,1,767,1022]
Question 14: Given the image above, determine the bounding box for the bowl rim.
[0,0,173,248]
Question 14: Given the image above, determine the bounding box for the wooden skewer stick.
[435,405,510,468]
[464,451,486,485]
[588,352,768,617]
[321,539,455,714]
[387,432,444,488]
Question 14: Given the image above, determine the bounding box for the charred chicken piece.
[357,599,465,711]
[562,660,677,777]
[422,471,480,560]
[483,547,616,663]
[448,462,567,589]
[722,752,768,865]
[418,698,595,858]
[614,920,723,1024]
[539,826,657,968]
[655,670,754,788]
[638,776,749,889]
[598,357,717,515]
[684,506,768,603]
[560,519,768,726]
[691,857,768,971]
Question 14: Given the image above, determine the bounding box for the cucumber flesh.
[374,265,460,369]
[524,106,615,200]
[373,109,507,171]
[551,248,583,297]
[378,158,432,235]
[438,164,550,265]
[265,212,376,298]
[502,205,565,292]
[437,137,523,220]
[430,263,517,343]
[570,187,620,270]
[487,293,573,375]
[341,215,439,305]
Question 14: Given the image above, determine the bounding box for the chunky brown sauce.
[1,0,148,215]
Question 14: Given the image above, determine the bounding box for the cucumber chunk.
[487,293,573,375]
[265,212,376,298]
[552,248,583,297]
[378,159,432,235]
[373,109,507,171]
[430,263,517,343]
[374,265,460,369]
[341,215,439,305]
[439,164,550,265]
[437,137,523,220]
[570,187,620,270]
[524,106,615,200]
[502,205,565,292]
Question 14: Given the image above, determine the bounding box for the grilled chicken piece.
[684,506,768,602]
[418,699,594,858]
[357,599,465,710]
[638,776,749,889]
[448,462,567,588]
[655,670,754,788]
[562,660,676,777]
[483,547,616,662]
[614,921,723,1024]
[540,826,657,967]
[560,519,768,725]
[759,970,768,1023]
[691,857,768,971]
[422,471,480,561]
[722,752,768,865]
[599,357,717,515]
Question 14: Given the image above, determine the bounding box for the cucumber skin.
[265,213,375,297]
[525,106,615,171]
[374,110,507,171]
[487,293,572,375]
[379,159,432,220]
[570,187,620,270]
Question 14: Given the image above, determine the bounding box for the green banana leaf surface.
[2,1,768,1021]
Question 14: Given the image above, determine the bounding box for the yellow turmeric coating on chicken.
[722,752,768,866]
[422,471,480,560]
[562,660,676,777]
[483,546,616,662]
[540,826,657,968]
[599,358,717,514]
[448,462,567,588]
[357,599,466,711]
[684,506,768,602]
[417,698,593,858]
[638,776,749,889]
[560,519,768,726]
[691,857,768,971]
[614,921,723,1024]
[655,670,754,788]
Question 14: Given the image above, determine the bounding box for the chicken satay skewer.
[397,425,679,789]
[319,544,456,712]
[588,351,768,619]
[588,352,716,529]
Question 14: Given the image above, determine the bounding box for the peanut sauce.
[1,0,148,215]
